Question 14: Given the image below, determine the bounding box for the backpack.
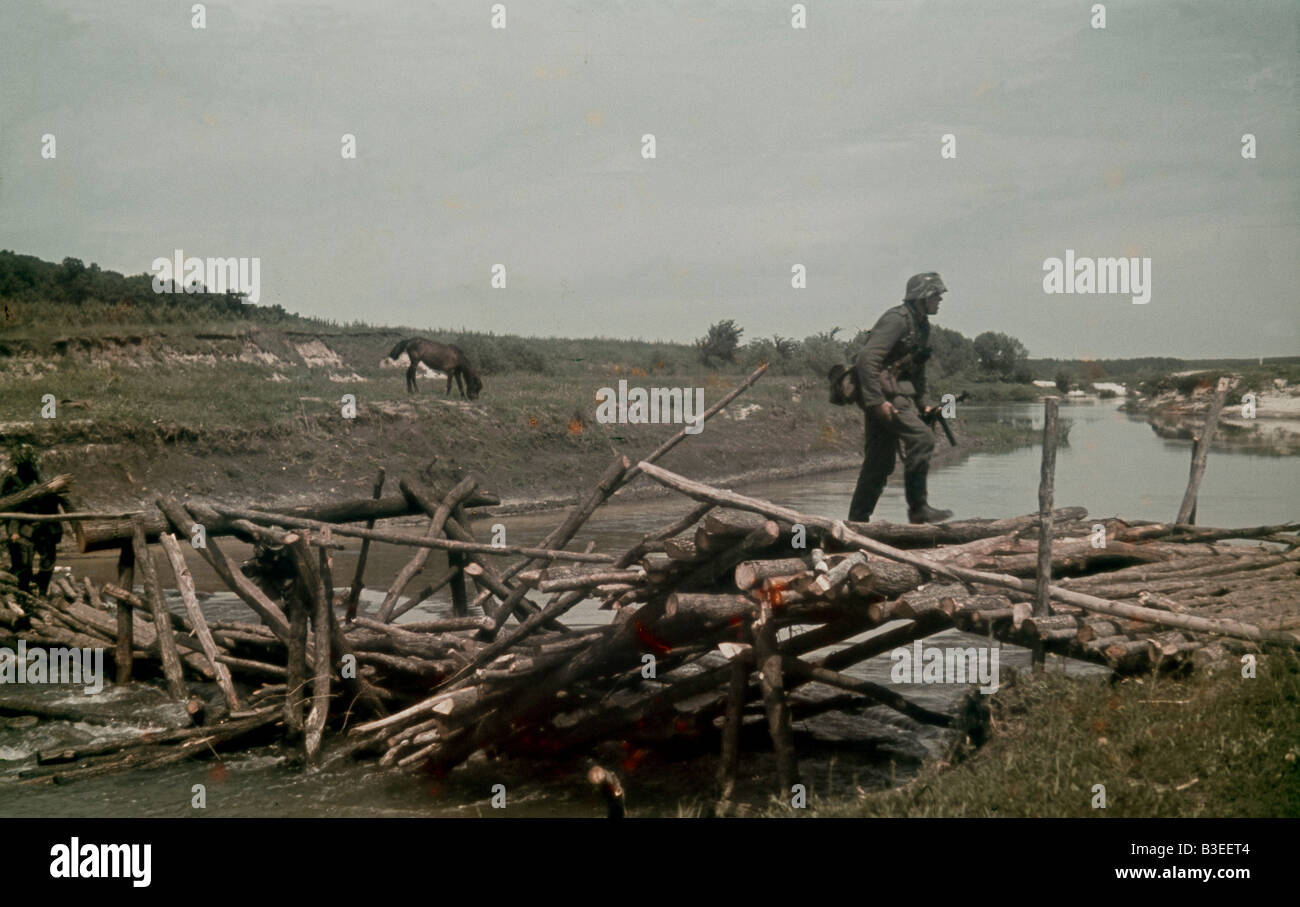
[827,362,860,405]
[827,306,927,406]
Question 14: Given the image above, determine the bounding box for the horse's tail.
[389,338,411,360]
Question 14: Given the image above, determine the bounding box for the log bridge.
[2,365,1296,811]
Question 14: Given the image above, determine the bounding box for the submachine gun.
[922,406,957,447]
[827,340,965,448]
[922,390,970,447]
[882,345,960,448]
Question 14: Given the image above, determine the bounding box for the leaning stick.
[715,651,749,815]
[288,534,331,763]
[753,596,798,797]
[205,503,616,563]
[1035,397,1060,620]
[635,461,1300,647]
[105,564,134,684]
[387,569,461,623]
[158,532,240,711]
[0,511,141,522]
[345,468,386,621]
[132,517,187,698]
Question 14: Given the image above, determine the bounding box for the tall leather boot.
[904,466,952,524]
[849,459,891,522]
[848,474,886,522]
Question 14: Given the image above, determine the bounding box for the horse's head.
[466,373,483,400]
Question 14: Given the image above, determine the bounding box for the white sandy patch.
[724,403,763,420]
[160,350,219,366]
[239,342,281,366]
[294,340,343,368]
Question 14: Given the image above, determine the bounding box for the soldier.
[3,446,67,596]
[848,272,954,524]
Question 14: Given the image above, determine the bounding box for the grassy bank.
[0,324,1050,510]
[778,653,1300,818]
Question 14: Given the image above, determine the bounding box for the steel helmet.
[904,272,947,301]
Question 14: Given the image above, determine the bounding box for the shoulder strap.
[880,305,916,369]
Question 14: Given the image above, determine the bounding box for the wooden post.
[113,545,135,683]
[716,652,748,815]
[132,517,187,698]
[448,554,469,617]
[283,582,309,740]
[1176,376,1230,525]
[115,542,135,590]
[345,468,385,621]
[751,599,798,800]
[1035,396,1060,666]
[288,535,331,763]
[158,532,241,712]
[318,526,334,611]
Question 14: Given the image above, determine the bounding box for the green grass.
[777,653,1300,817]
[0,355,1042,449]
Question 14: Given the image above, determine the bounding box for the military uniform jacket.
[854,302,930,409]
[2,471,65,545]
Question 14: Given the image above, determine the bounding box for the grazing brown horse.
[388,338,483,400]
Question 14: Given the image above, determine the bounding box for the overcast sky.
[2,0,1296,358]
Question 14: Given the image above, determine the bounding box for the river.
[2,400,1295,816]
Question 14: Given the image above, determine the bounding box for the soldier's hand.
[873,401,897,421]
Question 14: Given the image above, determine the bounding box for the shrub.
[801,328,847,378]
[695,319,743,366]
